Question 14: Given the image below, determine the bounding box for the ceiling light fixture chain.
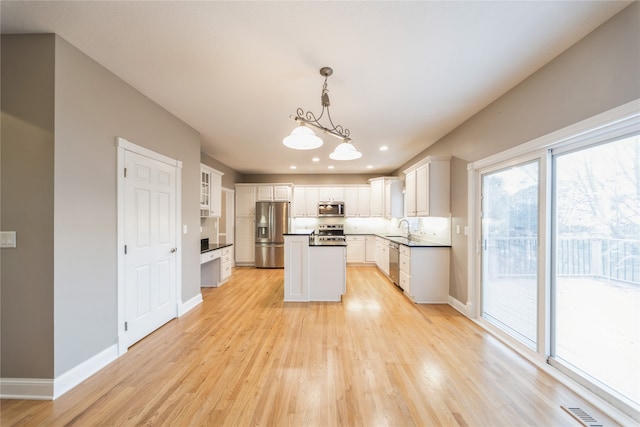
[291,67,351,142]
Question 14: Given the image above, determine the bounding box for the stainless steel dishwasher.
[388,241,400,285]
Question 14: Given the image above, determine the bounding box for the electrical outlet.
[1,231,17,248]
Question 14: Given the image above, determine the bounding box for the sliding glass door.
[551,135,640,412]
[481,160,539,349]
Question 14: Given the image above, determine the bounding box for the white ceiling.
[1,1,630,175]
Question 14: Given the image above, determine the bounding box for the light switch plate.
[1,231,17,248]
[183,225,188,234]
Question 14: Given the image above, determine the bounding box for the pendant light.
[284,67,362,160]
[282,124,323,150]
[330,142,362,160]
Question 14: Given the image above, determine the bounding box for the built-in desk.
[201,243,233,287]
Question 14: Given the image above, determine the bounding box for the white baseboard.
[1,344,119,400]
[0,378,54,400]
[448,296,473,318]
[178,292,203,317]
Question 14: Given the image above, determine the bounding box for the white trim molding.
[448,296,473,317]
[178,292,203,317]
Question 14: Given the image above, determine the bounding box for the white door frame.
[116,137,182,355]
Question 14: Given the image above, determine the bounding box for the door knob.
[170,248,177,253]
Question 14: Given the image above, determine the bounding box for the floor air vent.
[561,406,603,427]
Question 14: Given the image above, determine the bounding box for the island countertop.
[375,235,451,248]
[284,231,347,247]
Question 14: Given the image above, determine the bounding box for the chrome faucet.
[398,218,410,237]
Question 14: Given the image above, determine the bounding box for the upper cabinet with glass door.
[200,164,224,217]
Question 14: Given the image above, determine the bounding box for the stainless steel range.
[317,223,345,243]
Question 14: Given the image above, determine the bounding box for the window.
[481,161,539,349]
[469,100,639,421]
[551,134,640,413]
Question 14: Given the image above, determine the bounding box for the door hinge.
[124,245,127,254]
[124,321,128,332]
[124,167,127,178]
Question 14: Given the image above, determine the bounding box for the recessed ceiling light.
[328,165,335,169]
[312,157,320,162]
[290,165,297,170]
[379,145,389,151]
[366,165,373,169]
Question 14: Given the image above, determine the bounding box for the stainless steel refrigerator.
[255,201,290,268]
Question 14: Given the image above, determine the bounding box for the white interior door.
[124,150,178,347]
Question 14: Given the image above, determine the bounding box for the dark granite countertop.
[201,243,233,254]
[284,232,346,247]
[309,238,347,247]
[375,234,451,248]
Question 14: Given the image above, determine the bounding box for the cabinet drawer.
[221,262,232,280]
[222,253,232,263]
[400,253,410,272]
[200,249,222,265]
[400,245,410,256]
[399,270,411,292]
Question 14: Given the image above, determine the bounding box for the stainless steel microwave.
[318,202,345,217]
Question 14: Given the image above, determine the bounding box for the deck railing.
[490,237,640,285]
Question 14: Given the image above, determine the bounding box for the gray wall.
[201,152,242,189]
[1,34,202,379]
[53,36,202,376]
[395,3,640,304]
[1,34,56,378]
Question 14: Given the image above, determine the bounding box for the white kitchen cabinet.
[384,179,403,219]
[369,178,384,217]
[370,177,403,219]
[415,163,429,216]
[344,186,370,217]
[404,156,450,217]
[257,184,292,201]
[399,244,450,303]
[235,184,256,265]
[235,185,256,217]
[200,164,224,217]
[292,186,319,217]
[318,186,344,202]
[405,169,417,217]
[220,246,233,283]
[234,217,255,265]
[346,235,365,264]
[365,235,376,263]
[375,236,389,275]
[200,168,211,212]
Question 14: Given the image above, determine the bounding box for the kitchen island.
[283,232,346,302]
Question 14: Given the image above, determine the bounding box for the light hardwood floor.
[1,266,618,426]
